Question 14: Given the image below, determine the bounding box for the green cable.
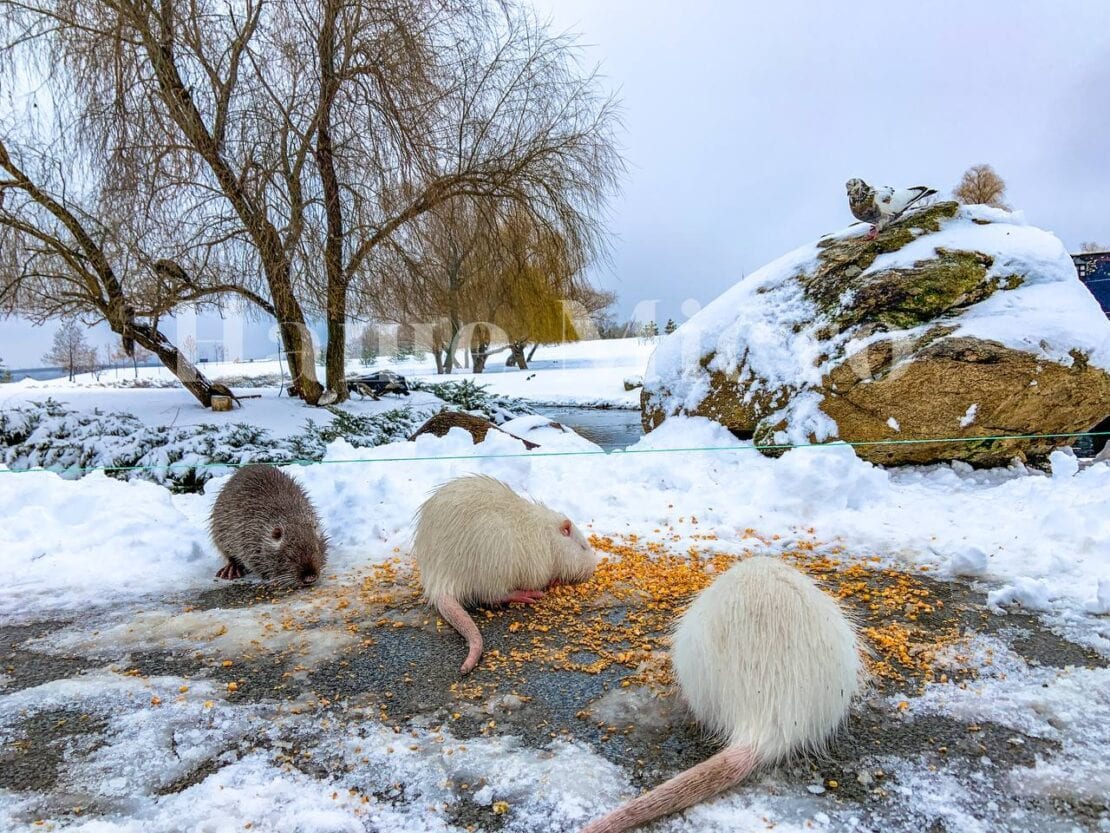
[0,429,1106,478]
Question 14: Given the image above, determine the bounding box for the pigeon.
[846,179,938,240]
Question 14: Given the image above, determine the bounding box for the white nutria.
[581,556,864,833]
[412,474,598,674]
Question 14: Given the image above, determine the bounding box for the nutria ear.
[560,519,572,537]
[271,526,283,541]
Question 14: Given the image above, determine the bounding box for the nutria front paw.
[215,563,243,580]
[504,589,545,605]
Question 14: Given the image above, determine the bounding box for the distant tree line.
[0,0,623,405]
[953,166,1108,254]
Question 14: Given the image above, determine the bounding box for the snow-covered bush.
[408,379,535,424]
[0,399,430,491]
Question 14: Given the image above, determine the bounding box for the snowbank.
[2,419,1107,628]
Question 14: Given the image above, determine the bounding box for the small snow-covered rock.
[1084,579,1110,615]
[987,577,1054,613]
[1049,447,1079,479]
[949,547,989,577]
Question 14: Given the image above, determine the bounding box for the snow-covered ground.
[1,337,1108,832]
[3,415,1107,634]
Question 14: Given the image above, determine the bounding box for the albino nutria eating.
[412,474,597,674]
[581,556,864,833]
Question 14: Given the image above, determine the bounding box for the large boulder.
[642,203,1110,466]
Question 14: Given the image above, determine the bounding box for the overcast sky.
[3,1,1109,365]
[531,0,1110,323]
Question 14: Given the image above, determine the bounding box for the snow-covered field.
[0,337,653,441]
[1,338,1108,832]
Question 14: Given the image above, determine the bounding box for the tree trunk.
[317,0,348,403]
[324,283,347,402]
[126,321,216,406]
[470,325,491,373]
[527,343,539,362]
[444,318,463,374]
[508,341,528,369]
[276,313,322,402]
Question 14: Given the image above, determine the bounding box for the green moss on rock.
[806,201,961,311]
[842,250,996,331]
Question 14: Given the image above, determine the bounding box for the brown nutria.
[209,464,328,588]
[412,474,598,674]
[580,557,864,833]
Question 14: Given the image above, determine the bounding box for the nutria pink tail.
[434,594,484,675]
[580,745,755,833]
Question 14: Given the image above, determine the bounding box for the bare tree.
[42,320,96,382]
[0,2,301,405]
[372,200,594,372]
[0,0,327,403]
[1080,242,1107,253]
[111,339,155,379]
[368,199,494,373]
[318,2,622,396]
[1,1,621,404]
[953,164,1009,209]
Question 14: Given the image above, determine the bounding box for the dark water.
[534,406,645,451]
[4,363,164,383]
[5,366,68,382]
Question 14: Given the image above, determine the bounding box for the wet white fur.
[672,556,864,762]
[413,475,597,604]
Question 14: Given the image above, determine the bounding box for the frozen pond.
[533,406,644,451]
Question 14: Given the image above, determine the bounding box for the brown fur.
[209,464,327,588]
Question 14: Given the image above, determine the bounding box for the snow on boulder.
[642,202,1110,466]
[1049,447,1080,479]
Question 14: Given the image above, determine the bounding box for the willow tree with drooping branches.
[366,198,596,373]
[0,0,321,402]
[302,0,622,397]
[0,0,622,403]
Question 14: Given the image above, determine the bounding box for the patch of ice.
[959,404,978,428]
[907,647,1110,813]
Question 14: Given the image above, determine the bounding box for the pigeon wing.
[886,186,937,217]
